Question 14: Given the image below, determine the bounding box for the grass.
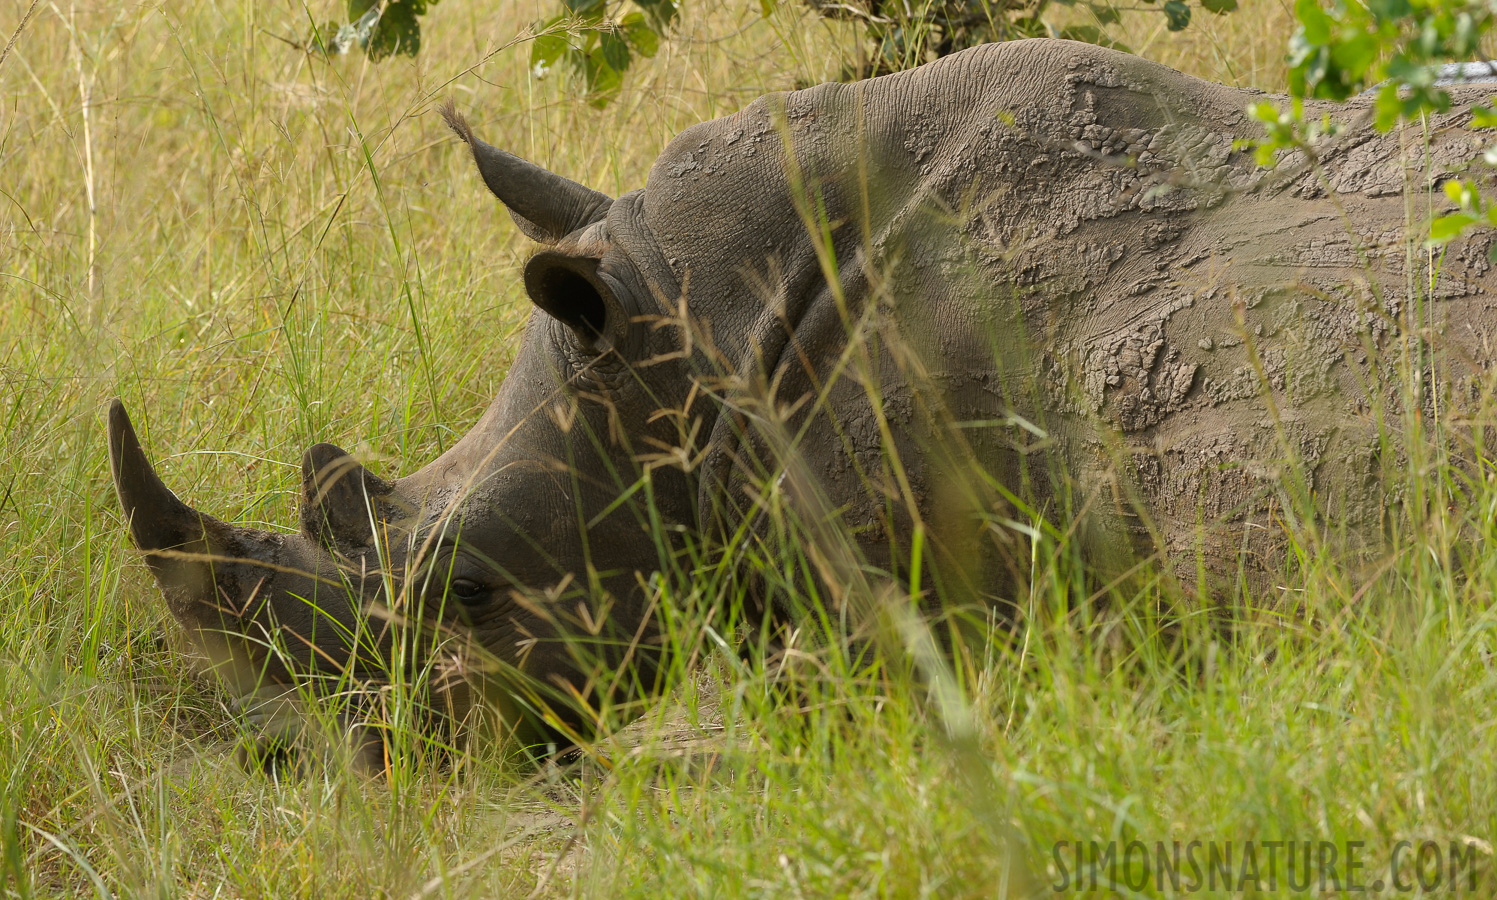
[2,0,1496,896]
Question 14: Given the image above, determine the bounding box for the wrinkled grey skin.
[111,39,1497,761]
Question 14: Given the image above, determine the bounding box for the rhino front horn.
[107,399,209,555]
[106,399,227,606]
[439,99,613,243]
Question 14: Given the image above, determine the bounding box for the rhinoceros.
[108,38,1497,762]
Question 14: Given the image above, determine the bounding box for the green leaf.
[583,47,624,107]
[1365,0,1411,21]
[1294,0,1331,45]
[1247,102,1279,124]
[1385,54,1431,88]
[1373,84,1403,131]
[1328,32,1377,79]
[1455,12,1478,55]
[1443,178,1479,210]
[563,0,607,18]
[361,0,422,60]
[621,13,660,58]
[599,29,630,72]
[1162,0,1191,31]
[1087,2,1123,24]
[758,0,778,15]
[1200,0,1237,14]
[531,31,571,73]
[636,0,678,30]
[1059,24,1103,42]
[1429,212,1479,244]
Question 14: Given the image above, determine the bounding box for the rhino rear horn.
[106,399,225,602]
[440,99,613,243]
[301,443,395,552]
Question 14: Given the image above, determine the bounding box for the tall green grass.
[2,0,1495,895]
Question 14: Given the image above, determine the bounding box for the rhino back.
[634,39,1497,597]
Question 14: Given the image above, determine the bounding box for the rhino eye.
[448,578,485,603]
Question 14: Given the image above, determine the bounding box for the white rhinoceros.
[109,39,1497,762]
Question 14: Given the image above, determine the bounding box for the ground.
[1,0,1495,896]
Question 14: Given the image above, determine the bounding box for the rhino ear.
[300,443,395,552]
[523,251,628,352]
[441,101,613,244]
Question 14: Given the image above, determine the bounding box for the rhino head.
[111,77,1019,769]
[109,103,713,761]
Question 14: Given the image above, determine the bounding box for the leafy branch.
[529,0,677,108]
[309,0,437,60]
[303,0,1238,107]
[1252,0,1497,247]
